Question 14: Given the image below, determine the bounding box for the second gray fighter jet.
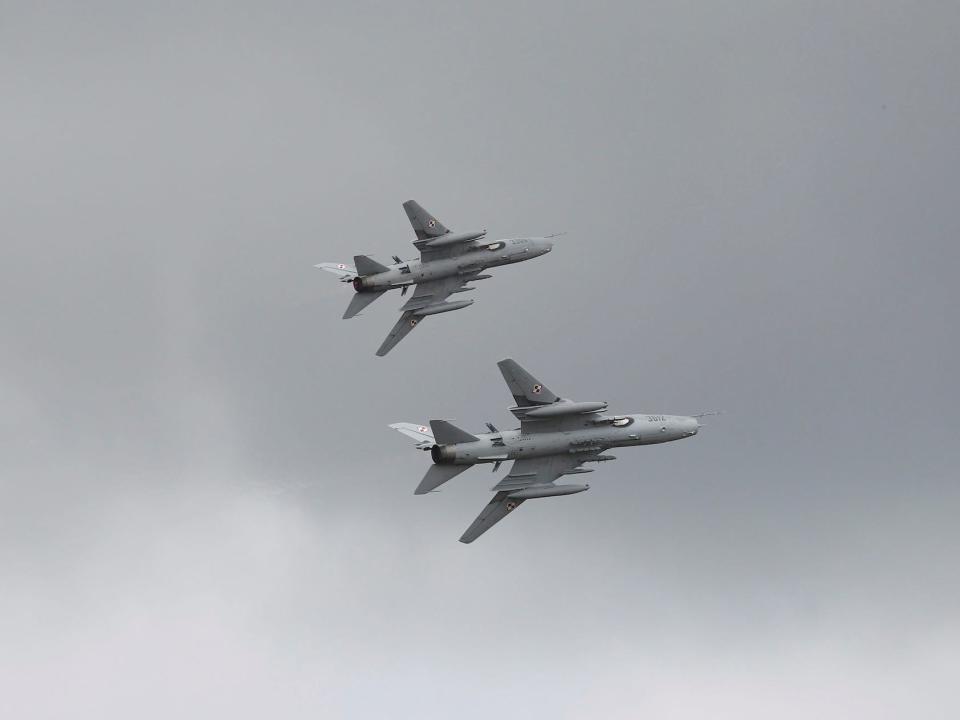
[391,359,713,543]
[317,201,555,356]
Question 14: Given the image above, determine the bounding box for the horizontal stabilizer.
[343,290,387,319]
[430,420,478,445]
[354,254,389,276]
[415,463,470,495]
[390,423,434,445]
[315,262,356,280]
[389,422,435,447]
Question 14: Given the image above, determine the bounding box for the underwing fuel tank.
[584,454,616,462]
[507,484,589,499]
[413,299,475,316]
[525,401,608,418]
[424,230,487,247]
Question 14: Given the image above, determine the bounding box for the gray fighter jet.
[317,201,555,356]
[391,359,712,543]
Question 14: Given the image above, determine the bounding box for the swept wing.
[402,200,481,262]
[497,358,609,433]
[459,453,597,543]
[492,454,595,492]
[375,275,475,356]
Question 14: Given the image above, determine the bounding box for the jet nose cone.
[539,239,554,254]
[685,417,699,436]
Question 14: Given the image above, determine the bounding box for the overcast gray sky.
[2,1,959,717]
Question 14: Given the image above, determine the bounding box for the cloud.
[2,1,958,717]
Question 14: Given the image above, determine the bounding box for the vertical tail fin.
[429,420,479,444]
[353,254,390,276]
[497,358,559,406]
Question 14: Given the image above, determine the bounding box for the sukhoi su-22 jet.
[391,359,713,543]
[317,201,555,356]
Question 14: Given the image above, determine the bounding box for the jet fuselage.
[355,237,553,292]
[432,413,699,466]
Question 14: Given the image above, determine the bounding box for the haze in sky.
[2,2,958,718]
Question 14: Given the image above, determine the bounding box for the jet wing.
[497,358,581,434]
[417,241,470,262]
[498,358,560,406]
[459,454,595,543]
[376,311,422,357]
[402,200,475,262]
[375,276,473,356]
[491,454,592,492]
[459,491,526,544]
[398,275,469,313]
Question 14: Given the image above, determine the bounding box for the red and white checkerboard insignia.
[427,219,437,228]
[532,384,542,394]
[337,263,346,270]
[410,318,419,327]
[418,425,429,434]
[506,501,517,511]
